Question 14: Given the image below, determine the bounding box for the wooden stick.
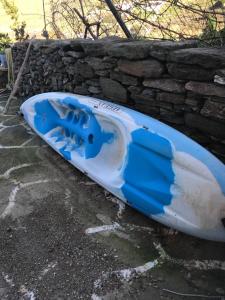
[3,39,33,114]
[104,0,133,39]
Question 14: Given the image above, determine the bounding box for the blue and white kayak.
[20,92,225,242]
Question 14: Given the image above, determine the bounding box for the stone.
[185,113,225,138]
[88,86,101,94]
[214,70,225,85]
[85,57,114,71]
[168,47,225,69]
[150,40,198,51]
[143,79,186,94]
[72,75,83,85]
[131,88,156,103]
[216,288,225,296]
[81,40,107,57]
[214,75,225,85]
[110,71,138,86]
[150,50,168,61]
[62,57,75,64]
[156,92,185,104]
[149,40,198,61]
[100,78,127,102]
[107,41,152,59]
[67,66,77,75]
[41,46,58,54]
[118,59,164,78]
[201,99,225,121]
[185,98,201,112]
[102,56,118,64]
[158,101,173,110]
[67,39,83,51]
[39,40,77,52]
[215,69,225,77]
[76,61,94,79]
[95,70,110,77]
[185,81,225,97]
[74,84,90,95]
[185,98,199,107]
[167,63,214,81]
[142,88,156,98]
[128,86,142,94]
[66,51,85,58]
[80,40,108,57]
[58,49,65,57]
[86,79,100,87]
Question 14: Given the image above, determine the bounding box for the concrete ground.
[0,92,225,300]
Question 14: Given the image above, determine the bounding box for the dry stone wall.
[12,39,225,162]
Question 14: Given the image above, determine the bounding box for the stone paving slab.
[0,96,225,300]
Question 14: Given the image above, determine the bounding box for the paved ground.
[0,92,225,300]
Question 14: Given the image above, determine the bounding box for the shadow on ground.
[0,93,225,300]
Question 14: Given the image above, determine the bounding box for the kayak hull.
[21,92,225,241]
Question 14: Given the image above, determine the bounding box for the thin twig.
[163,288,223,299]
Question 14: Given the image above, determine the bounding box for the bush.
[12,21,29,42]
[200,16,225,46]
[0,33,11,53]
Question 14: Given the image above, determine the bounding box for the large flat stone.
[168,48,225,69]
[100,78,127,102]
[167,63,214,81]
[80,40,108,57]
[143,79,186,93]
[34,39,83,52]
[118,59,164,78]
[185,81,225,97]
[107,40,197,61]
[149,40,198,60]
[185,113,225,138]
[106,41,152,59]
[81,38,123,57]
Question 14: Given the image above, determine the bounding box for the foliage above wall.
[49,0,225,44]
[0,0,29,41]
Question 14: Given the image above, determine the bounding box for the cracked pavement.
[0,92,225,300]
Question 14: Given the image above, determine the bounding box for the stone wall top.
[14,38,200,60]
